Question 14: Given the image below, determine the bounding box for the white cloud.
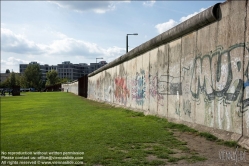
[104,46,125,57]
[143,0,156,7]
[155,8,206,34]
[1,28,125,66]
[47,37,125,58]
[155,19,178,34]
[50,1,116,14]
[47,37,102,56]
[1,28,46,54]
[50,31,67,39]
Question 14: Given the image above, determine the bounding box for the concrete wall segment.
[130,57,138,109]
[126,58,133,108]
[110,67,115,104]
[243,0,249,142]
[143,52,150,115]
[167,39,182,120]
[215,0,246,136]
[157,45,169,118]
[149,48,159,116]
[62,81,78,95]
[103,69,112,103]
[180,32,197,124]
[135,55,144,111]
[195,19,218,129]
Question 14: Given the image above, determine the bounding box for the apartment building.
[57,61,87,81]
[0,73,10,83]
[20,62,52,81]
[19,61,107,81]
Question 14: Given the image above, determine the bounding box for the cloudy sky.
[1,0,224,73]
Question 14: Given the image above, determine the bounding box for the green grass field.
[1,92,206,165]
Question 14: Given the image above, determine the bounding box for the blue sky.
[1,0,224,73]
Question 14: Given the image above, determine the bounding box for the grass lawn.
[1,92,206,165]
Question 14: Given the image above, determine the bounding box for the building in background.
[0,72,21,85]
[0,73,10,83]
[20,62,49,81]
[41,64,57,80]
[19,61,107,81]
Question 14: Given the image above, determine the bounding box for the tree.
[46,70,59,86]
[5,69,10,73]
[9,72,16,88]
[58,77,70,84]
[19,75,26,88]
[0,77,10,88]
[23,64,42,90]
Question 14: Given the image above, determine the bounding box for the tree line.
[0,64,70,90]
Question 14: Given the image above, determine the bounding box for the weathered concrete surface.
[157,45,168,118]
[62,81,78,95]
[168,39,182,121]
[88,0,249,149]
[143,52,150,115]
[180,32,196,124]
[149,48,158,115]
[103,68,113,103]
[241,0,249,149]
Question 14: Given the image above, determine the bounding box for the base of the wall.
[238,136,249,150]
[166,117,249,150]
[89,99,249,150]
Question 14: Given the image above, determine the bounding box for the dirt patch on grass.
[146,154,168,162]
[171,131,249,166]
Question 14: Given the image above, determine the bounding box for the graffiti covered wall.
[88,0,249,148]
